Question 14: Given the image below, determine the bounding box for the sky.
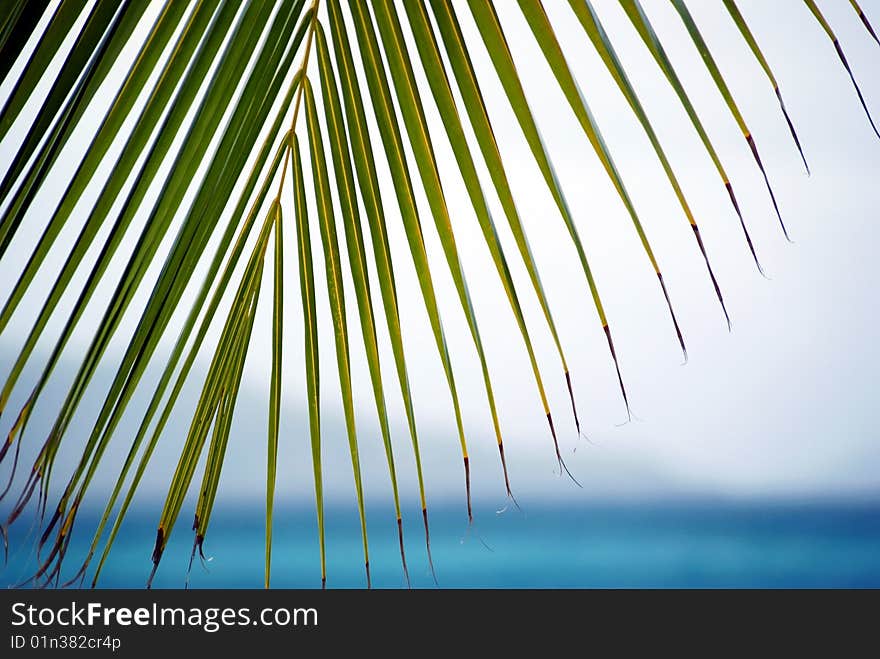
[0,0,878,526]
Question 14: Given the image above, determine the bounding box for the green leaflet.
[0,0,233,434]
[314,24,410,584]
[0,0,196,337]
[0,0,87,142]
[151,203,276,587]
[82,24,311,585]
[371,0,524,490]
[0,0,46,79]
[0,0,148,253]
[266,203,283,589]
[303,76,371,587]
[20,0,283,534]
[39,0,289,495]
[3,0,243,552]
[290,135,325,588]
[567,0,729,327]
[428,0,587,428]
[402,0,564,479]
[25,1,308,584]
[346,0,473,519]
[0,0,112,146]
[325,0,434,575]
[190,252,265,580]
[88,138,290,588]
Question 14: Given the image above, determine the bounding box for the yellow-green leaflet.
[149,200,277,587]
[314,23,409,585]
[347,0,474,519]
[86,138,290,588]
[325,0,434,577]
[303,76,371,588]
[266,203,283,589]
[428,0,571,386]
[402,0,564,483]
[290,134,325,588]
[370,0,521,491]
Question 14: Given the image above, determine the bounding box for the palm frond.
[0,0,876,588]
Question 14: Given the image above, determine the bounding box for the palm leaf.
[12,0,304,577]
[0,0,874,587]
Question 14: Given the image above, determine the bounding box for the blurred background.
[1,0,879,588]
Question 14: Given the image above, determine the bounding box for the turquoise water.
[3,500,879,588]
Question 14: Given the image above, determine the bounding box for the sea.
[2,499,879,588]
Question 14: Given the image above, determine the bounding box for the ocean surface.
[3,499,879,588]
